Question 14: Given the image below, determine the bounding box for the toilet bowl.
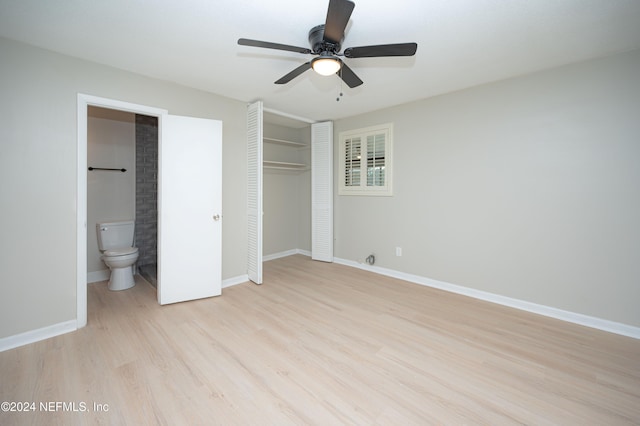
[102,248,139,291]
[96,221,139,291]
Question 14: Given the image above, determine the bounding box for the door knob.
[213,214,220,221]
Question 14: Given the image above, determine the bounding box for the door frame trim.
[76,94,167,328]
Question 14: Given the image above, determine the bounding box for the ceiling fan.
[237,0,417,88]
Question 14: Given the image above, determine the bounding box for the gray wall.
[0,37,247,339]
[86,107,136,276]
[297,127,312,252]
[334,48,640,327]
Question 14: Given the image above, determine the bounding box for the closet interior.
[262,111,312,257]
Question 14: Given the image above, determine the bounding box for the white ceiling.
[2,0,640,122]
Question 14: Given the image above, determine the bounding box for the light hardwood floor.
[1,255,639,425]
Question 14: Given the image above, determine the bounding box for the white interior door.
[312,121,333,262]
[247,101,263,284]
[158,114,222,304]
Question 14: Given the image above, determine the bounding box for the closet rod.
[88,167,127,172]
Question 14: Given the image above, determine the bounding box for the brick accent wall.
[135,114,158,268]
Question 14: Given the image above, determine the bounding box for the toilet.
[96,221,139,291]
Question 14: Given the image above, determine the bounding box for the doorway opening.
[77,94,167,328]
[86,107,158,288]
[78,94,224,327]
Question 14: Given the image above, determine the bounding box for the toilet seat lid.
[104,247,138,256]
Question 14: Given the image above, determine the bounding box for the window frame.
[338,123,393,196]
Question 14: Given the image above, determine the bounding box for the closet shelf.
[263,137,307,148]
[263,160,308,171]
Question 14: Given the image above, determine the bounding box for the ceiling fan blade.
[323,0,355,44]
[344,42,418,58]
[238,38,312,55]
[275,62,312,84]
[338,62,363,88]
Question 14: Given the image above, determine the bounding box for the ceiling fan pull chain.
[337,67,344,102]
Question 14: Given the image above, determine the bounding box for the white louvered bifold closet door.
[311,121,333,262]
[247,101,263,284]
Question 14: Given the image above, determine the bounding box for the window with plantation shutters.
[339,124,393,196]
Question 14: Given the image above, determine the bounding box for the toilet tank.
[96,221,135,251]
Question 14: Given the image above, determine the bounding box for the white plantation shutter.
[367,133,386,187]
[247,101,263,284]
[312,121,333,262]
[344,136,361,187]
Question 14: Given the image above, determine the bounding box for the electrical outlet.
[396,247,402,257]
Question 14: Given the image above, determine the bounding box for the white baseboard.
[0,320,78,352]
[333,257,640,340]
[264,249,311,262]
[223,247,311,287]
[264,249,298,262]
[92,268,248,289]
[222,274,249,289]
[296,249,312,257]
[87,269,110,283]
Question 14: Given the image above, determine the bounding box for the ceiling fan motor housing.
[309,25,342,54]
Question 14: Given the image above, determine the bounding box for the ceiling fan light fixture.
[311,55,342,76]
